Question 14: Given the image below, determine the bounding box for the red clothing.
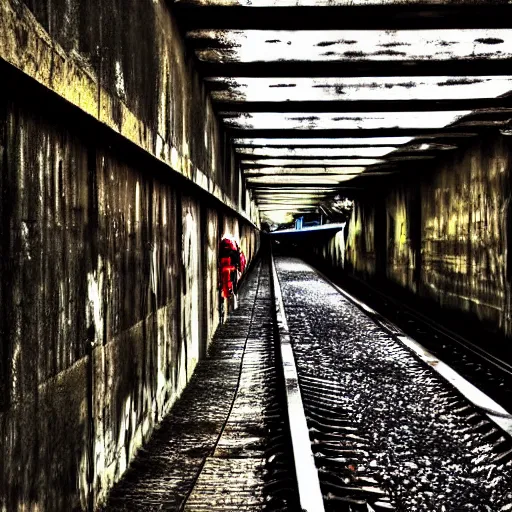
[219,256,236,298]
[219,237,241,298]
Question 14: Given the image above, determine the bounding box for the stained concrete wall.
[0,0,259,509]
[385,182,421,293]
[344,200,378,279]
[313,229,346,271]
[420,135,511,336]
[312,132,512,340]
[0,0,259,222]
[0,93,259,512]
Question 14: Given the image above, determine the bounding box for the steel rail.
[346,273,512,378]
[269,252,326,512]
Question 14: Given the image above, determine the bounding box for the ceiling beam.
[176,5,512,30]
[254,191,335,195]
[239,152,439,161]
[243,164,377,169]
[247,183,364,194]
[228,127,485,138]
[257,202,331,204]
[216,98,512,114]
[244,168,368,174]
[258,206,318,209]
[253,186,341,191]
[256,200,331,203]
[260,209,319,212]
[197,59,512,78]
[241,155,382,161]
[256,197,325,201]
[257,196,326,199]
[257,196,322,199]
[234,143,404,148]
[256,201,332,203]
[249,182,362,188]
[245,171,392,177]
[232,135,476,147]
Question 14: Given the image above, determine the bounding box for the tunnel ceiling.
[172,0,512,223]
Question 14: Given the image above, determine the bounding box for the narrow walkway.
[103,261,295,511]
[103,264,262,510]
[184,263,295,511]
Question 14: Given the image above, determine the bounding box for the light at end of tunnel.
[261,210,295,225]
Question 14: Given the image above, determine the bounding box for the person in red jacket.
[219,235,241,299]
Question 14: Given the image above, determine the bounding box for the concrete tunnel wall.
[313,132,512,341]
[0,0,259,510]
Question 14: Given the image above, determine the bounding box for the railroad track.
[322,270,512,414]
[269,254,512,512]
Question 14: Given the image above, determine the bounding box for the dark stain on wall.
[22,0,159,130]
[474,37,504,45]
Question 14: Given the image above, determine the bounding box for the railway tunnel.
[2,0,512,510]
